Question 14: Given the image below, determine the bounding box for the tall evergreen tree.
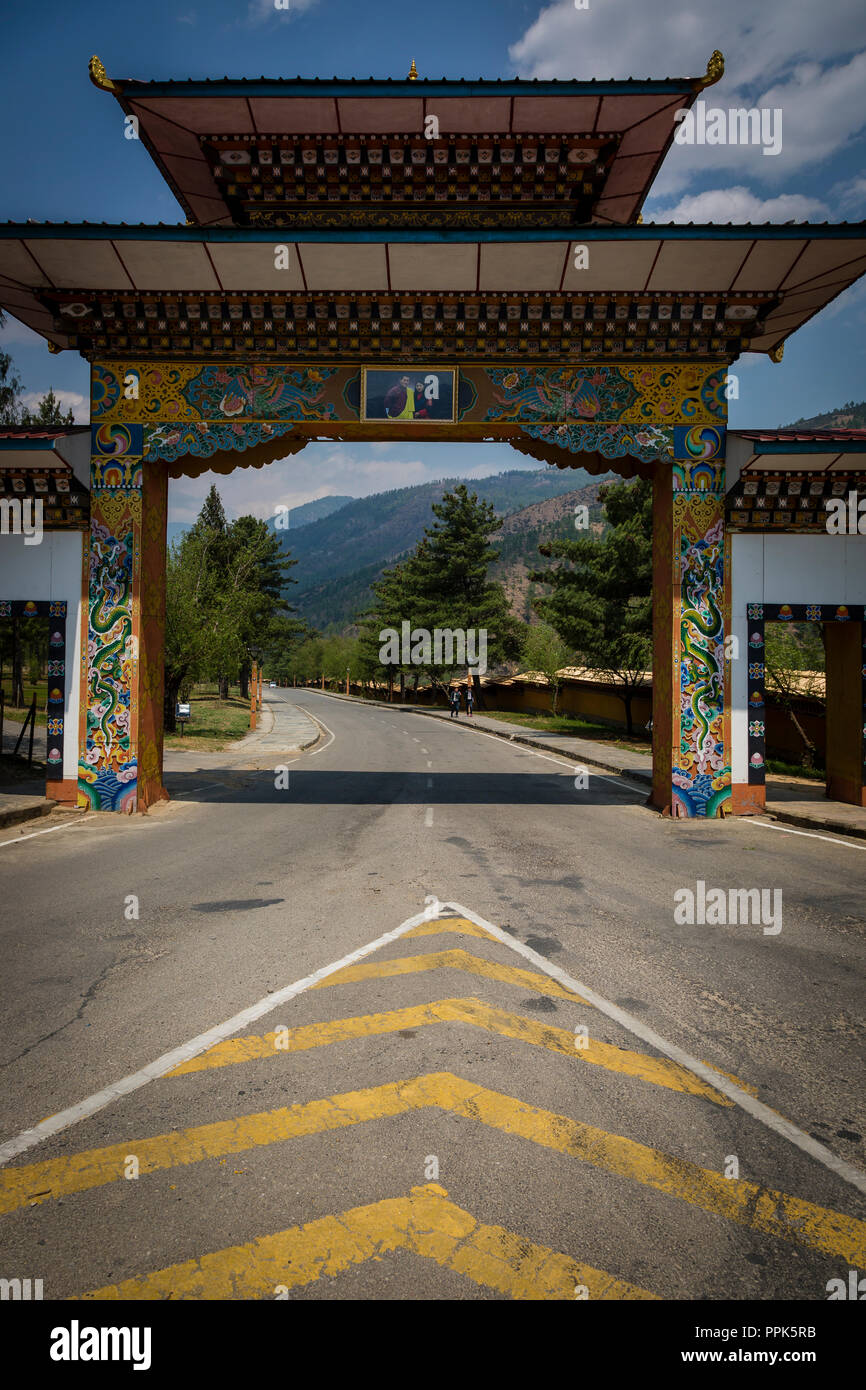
[164,488,301,724]
[357,484,522,705]
[18,387,75,426]
[530,478,652,733]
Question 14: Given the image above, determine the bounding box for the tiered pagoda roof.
[87,60,728,229]
[0,57,863,366]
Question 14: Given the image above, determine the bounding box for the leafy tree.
[764,621,825,769]
[163,488,300,726]
[356,554,426,699]
[530,478,652,734]
[521,622,574,715]
[0,312,24,424]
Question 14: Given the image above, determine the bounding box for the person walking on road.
[449,686,460,719]
[465,682,474,717]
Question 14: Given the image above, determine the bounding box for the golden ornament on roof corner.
[770,342,785,363]
[89,55,116,92]
[408,59,418,81]
[46,341,60,354]
[636,213,643,224]
[700,50,725,88]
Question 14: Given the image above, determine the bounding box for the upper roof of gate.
[87,56,725,230]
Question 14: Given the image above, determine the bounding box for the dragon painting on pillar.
[672,436,730,817]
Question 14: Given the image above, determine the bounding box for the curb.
[765,807,866,843]
[0,798,57,831]
[226,698,319,753]
[303,688,654,789]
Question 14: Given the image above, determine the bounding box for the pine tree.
[530,478,652,733]
[19,387,75,426]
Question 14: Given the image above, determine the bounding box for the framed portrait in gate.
[361,367,457,423]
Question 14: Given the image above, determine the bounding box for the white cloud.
[645,186,829,223]
[510,0,865,86]
[18,389,87,423]
[831,172,866,216]
[510,1,866,188]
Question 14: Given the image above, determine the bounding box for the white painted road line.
[445,899,866,1199]
[305,708,336,756]
[424,807,434,827]
[0,906,433,1167]
[430,716,647,797]
[0,816,95,851]
[746,818,866,852]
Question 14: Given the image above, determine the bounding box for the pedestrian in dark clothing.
[449,687,460,719]
[466,683,474,717]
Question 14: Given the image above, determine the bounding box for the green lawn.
[766,757,824,782]
[0,678,48,727]
[164,692,252,751]
[481,709,651,754]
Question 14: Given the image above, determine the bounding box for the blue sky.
[1,0,864,523]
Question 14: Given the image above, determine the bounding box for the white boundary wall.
[729,532,866,787]
[0,531,83,781]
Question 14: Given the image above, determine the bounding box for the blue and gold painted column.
[78,415,168,812]
[653,425,730,818]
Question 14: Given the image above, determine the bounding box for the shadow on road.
[162,768,649,807]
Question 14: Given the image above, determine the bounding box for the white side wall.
[730,532,866,785]
[0,531,84,780]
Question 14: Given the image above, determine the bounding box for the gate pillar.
[79,428,168,812]
[825,620,866,806]
[652,449,731,818]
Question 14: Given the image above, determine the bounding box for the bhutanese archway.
[1,58,864,817]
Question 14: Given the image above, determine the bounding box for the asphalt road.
[0,687,864,1301]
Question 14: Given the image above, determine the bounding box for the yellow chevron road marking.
[166,996,730,1104]
[3,1074,864,1264]
[311,949,587,1002]
[404,919,497,941]
[77,1183,657,1301]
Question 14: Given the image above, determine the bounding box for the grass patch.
[164,694,252,751]
[481,708,651,754]
[765,757,824,782]
[1,707,47,728]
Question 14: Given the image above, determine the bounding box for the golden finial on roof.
[769,342,785,363]
[636,213,643,224]
[408,59,419,80]
[46,341,60,354]
[89,55,116,92]
[699,50,725,88]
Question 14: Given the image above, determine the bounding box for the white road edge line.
[0,905,431,1167]
[424,807,434,827]
[0,817,96,851]
[435,717,647,797]
[444,899,866,1198]
[305,708,336,756]
[746,818,866,852]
